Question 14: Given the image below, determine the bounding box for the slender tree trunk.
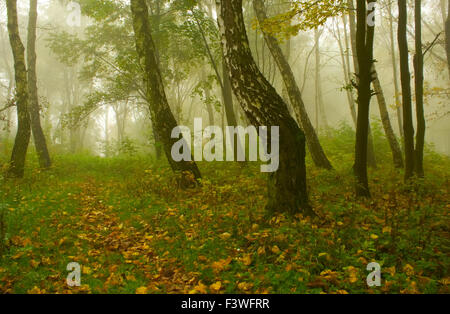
[6,0,31,178]
[104,106,109,156]
[27,0,51,169]
[414,0,425,177]
[216,0,313,215]
[441,0,450,78]
[314,28,329,132]
[254,0,332,170]
[348,0,377,169]
[398,0,415,181]
[387,0,404,137]
[130,0,201,186]
[339,15,358,126]
[372,69,404,168]
[354,0,376,197]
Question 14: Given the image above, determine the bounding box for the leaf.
[210,281,222,292]
[190,281,207,294]
[403,264,414,276]
[242,254,252,266]
[219,232,231,240]
[211,257,232,273]
[135,286,148,294]
[271,245,280,254]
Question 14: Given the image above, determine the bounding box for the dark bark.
[354,0,376,197]
[348,0,377,169]
[27,0,51,169]
[253,0,332,170]
[414,0,425,177]
[216,0,313,216]
[398,0,415,181]
[130,0,201,186]
[372,69,404,168]
[6,0,31,178]
[387,0,404,138]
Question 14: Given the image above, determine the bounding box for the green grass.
[0,124,449,294]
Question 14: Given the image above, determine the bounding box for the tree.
[354,0,376,197]
[130,0,201,186]
[216,0,314,216]
[372,69,404,168]
[6,0,31,178]
[414,0,425,177]
[314,27,330,132]
[387,0,404,137]
[253,0,333,170]
[27,0,51,169]
[442,0,450,78]
[347,0,377,169]
[398,0,415,181]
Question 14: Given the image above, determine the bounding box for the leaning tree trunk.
[354,0,376,198]
[372,69,404,168]
[130,0,201,186]
[398,0,415,181]
[216,0,313,215]
[414,0,425,177]
[6,0,31,178]
[27,0,51,169]
[253,0,332,170]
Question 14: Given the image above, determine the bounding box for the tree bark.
[354,0,376,197]
[27,0,51,169]
[398,0,415,181]
[441,0,450,78]
[338,15,357,126]
[130,0,201,186]
[414,0,425,177]
[253,0,333,170]
[372,69,404,168]
[6,0,31,178]
[387,0,404,138]
[348,0,377,169]
[314,28,329,132]
[216,0,313,215]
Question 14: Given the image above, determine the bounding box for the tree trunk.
[314,27,329,132]
[253,0,333,170]
[387,0,404,137]
[216,0,313,215]
[398,0,415,181]
[372,69,404,168]
[441,0,450,78]
[348,0,377,169]
[339,15,357,126]
[414,0,425,177]
[354,0,375,197]
[130,0,201,186]
[6,0,31,178]
[27,0,51,169]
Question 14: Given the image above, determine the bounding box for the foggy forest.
[0,0,449,295]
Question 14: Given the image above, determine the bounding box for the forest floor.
[0,126,449,294]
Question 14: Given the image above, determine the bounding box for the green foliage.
[0,128,448,294]
[256,0,347,39]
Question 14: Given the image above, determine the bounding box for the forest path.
[57,177,199,293]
